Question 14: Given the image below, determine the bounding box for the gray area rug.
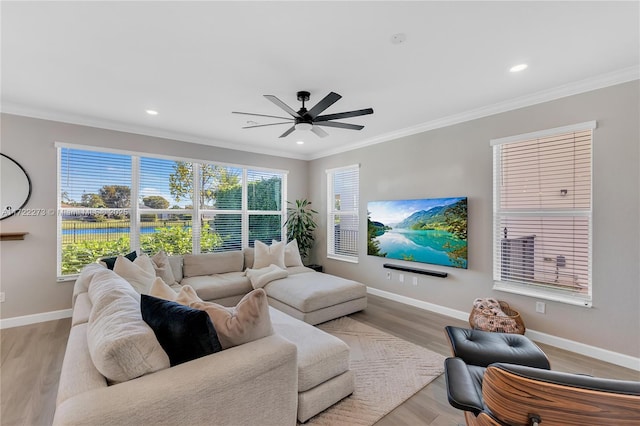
[303,316,446,426]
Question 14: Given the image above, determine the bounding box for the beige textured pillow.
[190,288,273,349]
[245,264,289,289]
[277,239,304,267]
[113,254,156,294]
[253,240,285,269]
[183,251,244,277]
[149,277,176,301]
[87,268,170,383]
[149,278,203,305]
[151,250,176,285]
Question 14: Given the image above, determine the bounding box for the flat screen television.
[367,197,468,269]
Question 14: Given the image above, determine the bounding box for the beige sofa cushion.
[56,323,107,406]
[245,264,288,289]
[269,307,350,393]
[183,251,244,277]
[113,254,156,294]
[265,271,367,313]
[254,240,285,269]
[181,272,252,301]
[87,268,170,383]
[243,247,255,270]
[74,263,107,307]
[190,288,273,349]
[168,255,183,283]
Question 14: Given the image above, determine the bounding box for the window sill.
[57,275,79,283]
[327,254,359,264]
[493,280,592,308]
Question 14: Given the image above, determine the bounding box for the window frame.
[56,143,287,280]
[490,121,596,307]
[326,164,360,263]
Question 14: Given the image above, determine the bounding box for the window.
[57,144,286,278]
[491,121,595,306]
[327,164,360,262]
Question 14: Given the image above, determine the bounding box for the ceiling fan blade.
[310,126,329,138]
[315,108,374,122]
[264,95,301,118]
[314,121,365,131]
[242,122,292,129]
[232,111,293,121]
[307,92,342,119]
[279,126,296,138]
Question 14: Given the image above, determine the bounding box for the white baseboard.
[367,287,640,371]
[0,309,72,329]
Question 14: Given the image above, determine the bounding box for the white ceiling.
[2,1,638,160]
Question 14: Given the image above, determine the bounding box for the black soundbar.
[383,263,448,278]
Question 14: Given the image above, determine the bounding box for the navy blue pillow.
[141,295,222,366]
[102,250,137,270]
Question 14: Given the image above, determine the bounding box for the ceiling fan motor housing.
[296,91,310,103]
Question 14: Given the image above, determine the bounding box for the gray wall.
[0,114,309,319]
[309,81,639,358]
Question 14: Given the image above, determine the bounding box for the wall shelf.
[383,263,448,278]
[1,232,28,241]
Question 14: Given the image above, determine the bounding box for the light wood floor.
[2,295,638,426]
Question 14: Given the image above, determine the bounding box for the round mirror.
[1,154,32,220]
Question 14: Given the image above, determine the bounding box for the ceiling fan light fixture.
[295,122,313,131]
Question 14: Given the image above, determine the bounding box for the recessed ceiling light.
[296,140,304,145]
[146,109,159,115]
[509,63,528,73]
[390,33,407,45]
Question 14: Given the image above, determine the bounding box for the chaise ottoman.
[270,307,354,423]
[265,271,367,325]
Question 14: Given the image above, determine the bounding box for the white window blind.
[247,169,284,247]
[491,122,595,306]
[139,157,194,255]
[58,147,132,276]
[327,165,360,262]
[57,144,287,278]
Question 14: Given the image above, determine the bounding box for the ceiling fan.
[232,91,373,138]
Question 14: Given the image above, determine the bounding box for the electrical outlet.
[386,271,391,280]
[399,274,404,283]
[536,301,546,313]
[0,292,5,303]
[412,277,418,286]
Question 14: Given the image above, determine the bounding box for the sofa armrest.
[53,334,298,426]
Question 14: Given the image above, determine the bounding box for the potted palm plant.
[283,199,318,264]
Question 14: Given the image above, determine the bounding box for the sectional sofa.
[54,243,368,425]
[164,245,368,325]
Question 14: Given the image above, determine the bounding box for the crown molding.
[2,65,637,162]
[0,103,309,161]
[309,65,640,160]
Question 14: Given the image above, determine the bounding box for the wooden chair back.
[482,364,640,425]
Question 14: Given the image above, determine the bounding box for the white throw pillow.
[151,250,176,285]
[113,254,156,294]
[245,264,289,289]
[148,278,203,306]
[253,240,286,269]
[274,239,304,267]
